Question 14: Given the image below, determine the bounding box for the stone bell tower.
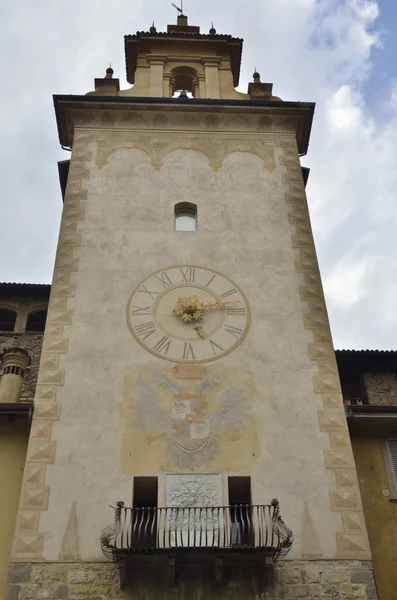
[8,11,377,600]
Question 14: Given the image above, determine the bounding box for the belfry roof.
[126,30,243,41]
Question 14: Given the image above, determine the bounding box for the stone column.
[196,74,206,99]
[163,73,173,98]
[203,58,221,98]
[0,347,30,404]
[148,56,166,97]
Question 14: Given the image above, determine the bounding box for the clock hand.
[173,296,240,339]
[173,296,205,338]
[200,300,239,310]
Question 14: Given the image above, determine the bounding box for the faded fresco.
[122,364,258,473]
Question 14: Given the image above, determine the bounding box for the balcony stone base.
[6,560,378,600]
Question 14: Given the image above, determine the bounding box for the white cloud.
[0,0,396,349]
[323,254,377,309]
[327,85,365,131]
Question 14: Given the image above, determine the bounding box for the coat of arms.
[123,364,257,472]
[171,394,210,453]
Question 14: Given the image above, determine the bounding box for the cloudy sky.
[1,0,396,350]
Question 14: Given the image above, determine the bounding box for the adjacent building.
[337,350,397,600]
[0,284,49,597]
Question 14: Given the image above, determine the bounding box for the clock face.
[127,266,250,363]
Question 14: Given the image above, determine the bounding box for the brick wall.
[364,373,397,406]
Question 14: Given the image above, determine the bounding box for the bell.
[178,90,188,98]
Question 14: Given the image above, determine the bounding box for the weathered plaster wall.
[11,112,369,566]
[364,373,397,406]
[6,560,378,600]
[0,334,44,402]
[0,419,30,600]
[352,434,397,600]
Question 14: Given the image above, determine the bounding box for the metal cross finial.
[172,1,184,15]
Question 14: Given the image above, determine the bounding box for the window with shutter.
[386,439,397,489]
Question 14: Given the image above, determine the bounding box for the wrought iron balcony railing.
[101,499,293,562]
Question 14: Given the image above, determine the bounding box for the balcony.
[101,500,293,587]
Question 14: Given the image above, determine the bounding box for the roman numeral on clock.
[209,339,224,355]
[226,307,246,316]
[135,321,157,340]
[206,274,216,287]
[138,285,158,299]
[154,272,173,288]
[180,268,195,283]
[220,288,237,299]
[224,324,243,339]
[153,336,172,356]
[131,305,152,316]
[183,343,195,360]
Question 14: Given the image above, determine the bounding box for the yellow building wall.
[0,418,30,600]
[352,434,397,600]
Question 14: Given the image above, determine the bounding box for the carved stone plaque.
[165,474,224,547]
[165,473,223,507]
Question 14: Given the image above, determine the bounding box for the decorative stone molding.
[10,131,92,561]
[93,130,277,173]
[279,135,371,559]
[0,347,30,403]
[59,501,80,560]
[300,503,322,559]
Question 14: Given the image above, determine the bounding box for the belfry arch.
[170,66,199,97]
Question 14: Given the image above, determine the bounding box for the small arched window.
[0,309,17,332]
[170,67,198,98]
[26,310,47,332]
[175,202,197,231]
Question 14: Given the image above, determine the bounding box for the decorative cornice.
[53,95,315,154]
[146,55,168,65]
